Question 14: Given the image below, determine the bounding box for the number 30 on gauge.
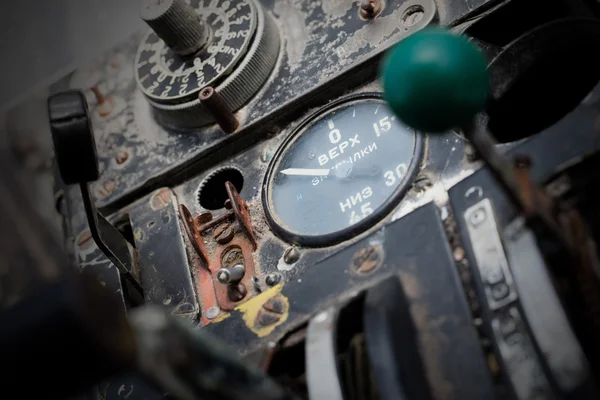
[263,94,424,246]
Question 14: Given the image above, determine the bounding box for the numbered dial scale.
[136,0,255,102]
[134,0,280,128]
[263,95,424,246]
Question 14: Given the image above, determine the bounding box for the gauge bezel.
[262,93,425,247]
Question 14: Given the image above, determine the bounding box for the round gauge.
[135,0,257,103]
[263,95,423,246]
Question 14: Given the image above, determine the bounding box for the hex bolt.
[213,223,234,244]
[265,273,282,287]
[283,247,300,264]
[351,245,382,274]
[216,264,245,284]
[199,86,239,134]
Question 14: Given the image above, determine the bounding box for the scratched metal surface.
[57,72,475,317]
[3,0,491,211]
[446,85,600,398]
[205,202,496,399]
[170,78,472,276]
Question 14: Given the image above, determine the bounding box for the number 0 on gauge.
[263,94,424,246]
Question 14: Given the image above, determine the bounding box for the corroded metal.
[179,182,258,315]
[199,87,239,134]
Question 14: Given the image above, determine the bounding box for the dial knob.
[135,0,280,130]
[141,0,209,57]
[380,28,489,132]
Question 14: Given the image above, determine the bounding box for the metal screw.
[283,247,300,264]
[492,283,509,300]
[413,175,432,192]
[150,188,172,210]
[76,230,94,250]
[95,180,116,199]
[251,275,261,292]
[465,143,478,162]
[214,223,234,244]
[97,97,115,117]
[499,316,517,336]
[260,148,274,163]
[206,306,220,320]
[221,247,243,269]
[197,212,213,224]
[256,295,286,326]
[401,4,425,27]
[228,283,248,302]
[265,273,282,287]
[352,245,382,274]
[115,150,129,165]
[360,0,383,19]
[453,247,465,262]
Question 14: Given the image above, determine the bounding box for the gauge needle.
[280,168,330,176]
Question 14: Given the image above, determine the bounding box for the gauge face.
[135,0,256,103]
[264,96,422,246]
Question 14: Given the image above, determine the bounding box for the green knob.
[381,27,489,133]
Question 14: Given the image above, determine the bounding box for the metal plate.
[464,198,518,310]
[504,218,589,393]
[449,176,559,399]
[2,0,489,211]
[491,307,555,400]
[206,203,496,399]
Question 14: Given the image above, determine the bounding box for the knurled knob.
[141,0,209,56]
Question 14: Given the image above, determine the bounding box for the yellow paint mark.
[212,312,230,323]
[134,228,144,242]
[236,283,289,338]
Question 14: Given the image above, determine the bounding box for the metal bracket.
[180,182,258,315]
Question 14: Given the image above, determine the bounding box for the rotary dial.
[136,0,256,103]
[135,0,280,129]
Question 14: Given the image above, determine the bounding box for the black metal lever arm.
[48,90,143,298]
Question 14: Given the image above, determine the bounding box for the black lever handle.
[48,90,143,299]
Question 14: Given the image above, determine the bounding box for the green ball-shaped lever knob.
[381,27,489,133]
